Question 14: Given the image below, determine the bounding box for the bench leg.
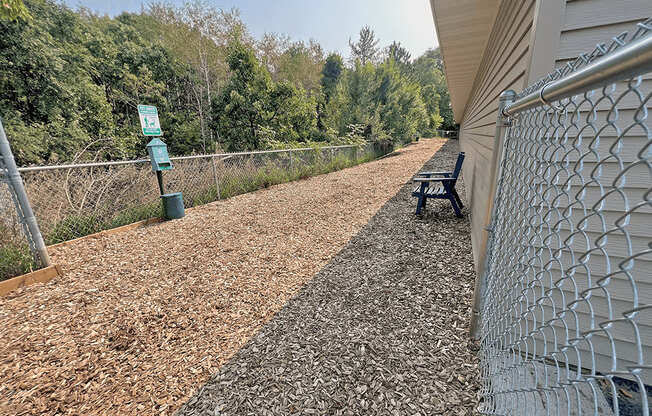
[449,195,463,217]
[415,195,427,214]
[453,189,464,209]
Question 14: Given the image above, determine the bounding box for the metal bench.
[411,152,465,217]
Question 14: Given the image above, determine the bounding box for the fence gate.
[474,20,652,415]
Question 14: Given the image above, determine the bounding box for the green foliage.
[321,53,344,102]
[0,0,31,21]
[1,2,453,165]
[349,25,380,65]
[413,48,454,130]
[0,241,36,281]
[324,58,431,145]
[212,42,318,151]
[211,42,273,151]
[274,40,324,94]
[108,202,163,229]
[385,41,412,71]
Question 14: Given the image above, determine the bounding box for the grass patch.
[0,242,37,281]
[45,202,163,245]
[108,201,163,230]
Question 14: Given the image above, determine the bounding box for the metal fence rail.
[475,20,652,415]
[0,142,382,280]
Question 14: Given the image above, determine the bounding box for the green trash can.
[161,192,185,220]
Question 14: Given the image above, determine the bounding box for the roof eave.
[429,0,501,122]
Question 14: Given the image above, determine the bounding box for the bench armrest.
[415,171,451,177]
[413,177,456,183]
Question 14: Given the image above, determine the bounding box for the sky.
[61,0,439,59]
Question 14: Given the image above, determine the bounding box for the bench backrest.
[451,152,465,181]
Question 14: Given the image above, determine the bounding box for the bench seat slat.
[412,185,445,196]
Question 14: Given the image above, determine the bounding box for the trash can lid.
[161,192,182,198]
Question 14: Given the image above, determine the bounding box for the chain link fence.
[476,20,652,414]
[0,143,383,281]
[0,170,38,278]
[1,119,50,280]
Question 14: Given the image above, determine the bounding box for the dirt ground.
[0,139,461,415]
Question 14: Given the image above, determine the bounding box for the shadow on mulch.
[176,139,479,416]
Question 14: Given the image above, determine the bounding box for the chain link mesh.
[1,144,378,257]
[478,31,652,416]
[518,18,652,100]
[0,168,39,278]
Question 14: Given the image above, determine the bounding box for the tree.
[0,0,30,21]
[386,41,411,66]
[211,42,271,151]
[0,0,112,163]
[275,40,324,95]
[413,48,454,130]
[266,82,316,144]
[375,60,428,142]
[320,53,344,102]
[257,32,290,76]
[349,25,379,64]
[148,1,249,151]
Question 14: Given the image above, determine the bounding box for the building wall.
[459,0,652,383]
[457,0,536,269]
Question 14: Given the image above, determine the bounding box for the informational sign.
[137,104,162,136]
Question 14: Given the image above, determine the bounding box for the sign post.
[138,105,185,220]
[138,104,165,194]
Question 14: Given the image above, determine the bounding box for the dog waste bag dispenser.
[147,138,172,172]
[146,138,185,220]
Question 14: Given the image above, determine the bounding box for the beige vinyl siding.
[539,0,652,383]
[455,0,652,382]
[458,0,536,269]
[432,0,651,386]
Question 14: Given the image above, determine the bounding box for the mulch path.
[0,139,478,415]
[177,139,480,416]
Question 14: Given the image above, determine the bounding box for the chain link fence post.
[211,155,220,200]
[469,89,515,339]
[0,117,51,268]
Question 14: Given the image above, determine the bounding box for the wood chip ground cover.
[0,139,479,415]
[178,139,479,415]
